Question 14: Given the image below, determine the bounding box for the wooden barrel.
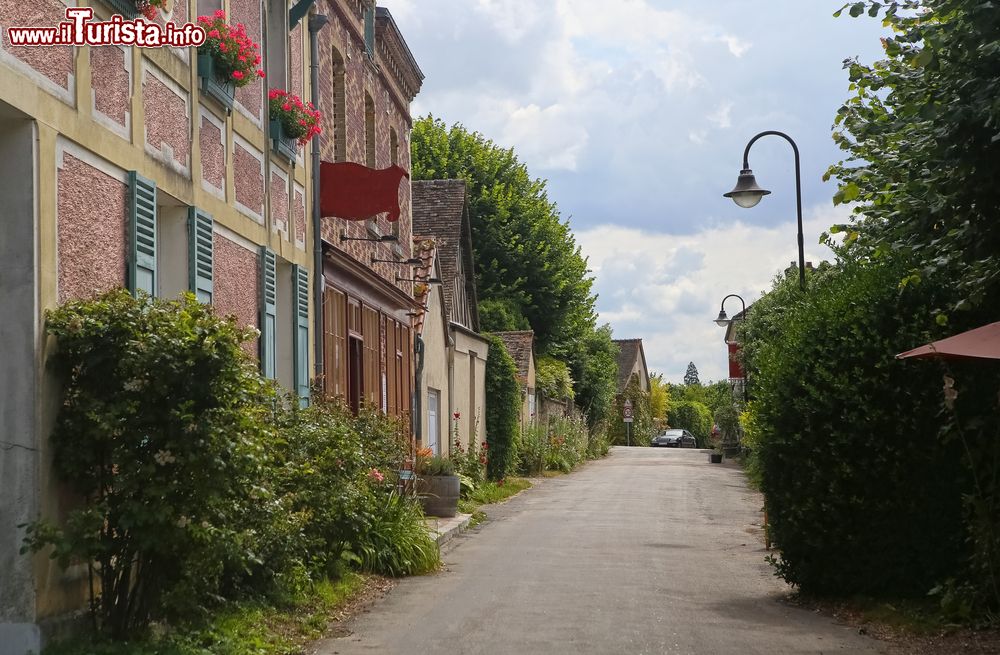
[417,474,460,517]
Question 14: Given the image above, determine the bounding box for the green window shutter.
[259,247,277,379]
[187,208,214,303]
[364,5,375,58]
[128,171,157,296]
[292,265,310,406]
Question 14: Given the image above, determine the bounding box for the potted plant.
[268,89,322,163]
[196,11,264,111]
[415,449,460,518]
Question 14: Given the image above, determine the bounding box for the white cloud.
[708,101,733,129]
[578,203,850,383]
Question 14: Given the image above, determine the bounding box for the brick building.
[0,1,422,650]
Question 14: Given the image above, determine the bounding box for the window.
[156,205,188,299]
[427,389,440,454]
[364,92,376,168]
[330,47,347,162]
[363,2,375,59]
[266,0,289,91]
[197,0,222,15]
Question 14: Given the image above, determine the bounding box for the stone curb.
[424,513,472,548]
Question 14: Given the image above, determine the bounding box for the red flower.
[214,9,226,18]
[282,102,292,111]
[256,69,266,78]
[231,70,245,80]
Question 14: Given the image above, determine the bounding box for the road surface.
[316,447,882,654]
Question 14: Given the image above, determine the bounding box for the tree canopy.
[411,116,597,358]
[828,0,1000,316]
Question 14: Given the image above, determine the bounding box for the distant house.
[495,330,537,431]
[723,307,749,402]
[412,179,490,453]
[409,238,450,456]
[613,338,650,394]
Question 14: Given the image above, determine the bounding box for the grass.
[43,573,369,655]
[457,478,532,516]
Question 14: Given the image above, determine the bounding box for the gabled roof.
[612,338,649,393]
[495,331,535,384]
[411,179,480,331]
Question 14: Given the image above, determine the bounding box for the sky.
[379,0,889,383]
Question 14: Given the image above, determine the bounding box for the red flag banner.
[728,342,744,379]
[320,161,409,222]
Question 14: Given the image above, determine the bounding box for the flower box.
[269,118,298,163]
[102,0,139,19]
[197,53,235,112]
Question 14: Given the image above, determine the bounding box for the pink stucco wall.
[233,142,263,217]
[91,47,129,128]
[290,23,303,100]
[270,172,288,233]
[200,114,225,190]
[213,234,259,357]
[294,188,306,246]
[231,0,262,120]
[144,69,190,170]
[58,153,127,302]
[0,0,74,91]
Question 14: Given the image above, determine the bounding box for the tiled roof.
[496,330,534,384]
[613,338,647,392]
[411,180,479,330]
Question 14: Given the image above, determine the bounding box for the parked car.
[650,429,697,448]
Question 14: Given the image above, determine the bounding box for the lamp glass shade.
[724,169,771,209]
[714,310,730,327]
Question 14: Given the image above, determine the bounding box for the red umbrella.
[896,321,1000,361]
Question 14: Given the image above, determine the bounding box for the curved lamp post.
[714,293,747,404]
[724,130,806,290]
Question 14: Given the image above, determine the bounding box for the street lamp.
[714,293,747,404]
[724,130,806,290]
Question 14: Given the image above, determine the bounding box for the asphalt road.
[315,447,883,655]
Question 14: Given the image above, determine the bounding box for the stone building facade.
[0,1,421,651]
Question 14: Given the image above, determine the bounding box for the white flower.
[154,449,176,465]
[123,379,144,392]
[176,516,190,529]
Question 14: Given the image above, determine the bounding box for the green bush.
[28,291,274,636]
[666,401,712,446]
[517,424,546,476]
[26,291,439,642]
[742,260,967,597]
[483,334,521,480]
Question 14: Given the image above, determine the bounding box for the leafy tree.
[648,372,670,426]
[827,0,1000,609]
[828,0,1000,315]
[666,401,713,446]
[411,116,597,358]
[570,325,620,428]
[536,355,574,400]
[478,298,530,332]
[683,362,700,386]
